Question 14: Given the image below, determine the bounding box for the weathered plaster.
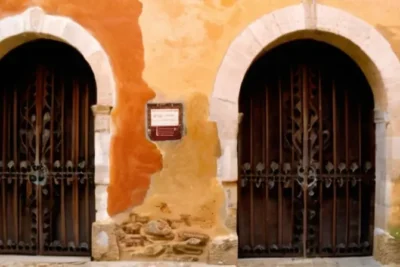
[2,0,400,265]
[0,6,118,222]
[0,0,164,218]
[108,92,234,263]
[138,0,299,99]
[0,7,115,106]
[210,2,400,265]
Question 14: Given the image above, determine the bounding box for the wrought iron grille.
[238,41,375,258]
[0,40,96,256]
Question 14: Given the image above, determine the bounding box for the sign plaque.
[147,103,183,141]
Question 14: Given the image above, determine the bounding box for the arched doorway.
[238,40,375,258]
[0,39,96,256]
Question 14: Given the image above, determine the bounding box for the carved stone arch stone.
[211,3,400,264]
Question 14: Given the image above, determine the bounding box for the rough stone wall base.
[91,220,238,265]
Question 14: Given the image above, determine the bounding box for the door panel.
[0,40,96,256]
[238,41,375,258]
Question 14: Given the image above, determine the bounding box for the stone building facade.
[0,0,400,266]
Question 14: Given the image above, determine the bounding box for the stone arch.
[211,4,398,261]
[211,4,400,112]
[0,6,116,106]
[0,6,116,221]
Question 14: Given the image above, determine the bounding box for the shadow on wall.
[113,92,230,261]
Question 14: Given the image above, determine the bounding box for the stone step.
[0,256,396,267]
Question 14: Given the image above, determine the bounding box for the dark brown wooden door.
[0,40,96,256]
[238,41,375,258]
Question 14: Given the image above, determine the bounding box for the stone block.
[95,185,109,221]
[222,182,237,209]
[94,115,111,133]
[23,6,45,32]
[92,220,120,261]
[95,164,110,185]
[91,104,112,116]
[217,140,238,182]
[88,53,115,106]
[374,110,390,124]
[0,16,24,41]
[208,234,238,266]
[62,20,100,59]
[272,5,305,34]
[375,180,393,206]
[248,15,279,47]
[375,204,390,230]
[94,132,111,166]
[224,207,237,232]
[114,214,212,262]
[374,232,400,265]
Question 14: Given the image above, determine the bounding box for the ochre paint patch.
[130,92,228,236]
[111,93,229,261]
[0,0,162,216]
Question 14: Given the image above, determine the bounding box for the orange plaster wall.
[4,0,400,236]
[130,0,300,234]
[0,0,162,216]
[138,0,300,99]
[0,0,300,223]
[135,0,400,238]
[0,0,300,226]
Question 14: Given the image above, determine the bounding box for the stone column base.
[374,231,400,264]
[92,220,120,261]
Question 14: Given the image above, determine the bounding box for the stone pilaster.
[209,97,239,265]
[91,104,113,221]
[372,110,399,264]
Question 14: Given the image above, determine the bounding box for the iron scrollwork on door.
[29,162,49,186]
[296,163,317,197]
[238,43,375,258]
[0,41,96,256]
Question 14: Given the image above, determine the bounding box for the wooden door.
[238,41,375,258]
[0,40,96,256]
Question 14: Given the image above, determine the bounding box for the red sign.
[146,103,183,141]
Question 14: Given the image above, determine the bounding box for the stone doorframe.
[211,3,400,264]
[0,7,115,221]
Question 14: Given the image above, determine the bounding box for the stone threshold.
[0,256,234,267]
[0,255,391,267]
[239,257,384,267]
